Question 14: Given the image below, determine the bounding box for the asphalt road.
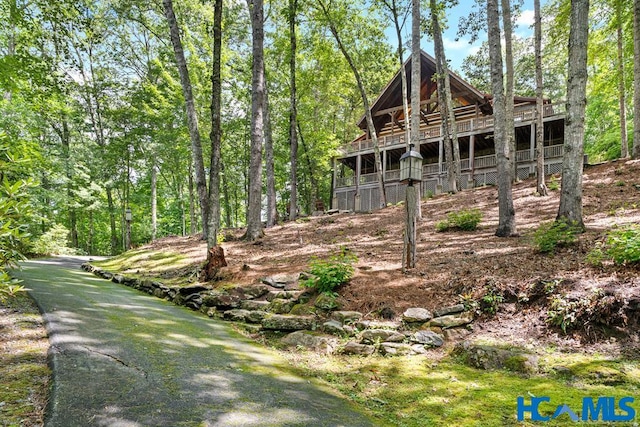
[14,257,376,427]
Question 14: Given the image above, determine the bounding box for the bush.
[532,219,581,253]
[606,225,640,265]
[436,209,483,232]
[303,248,357,295]
[31,224,75,256]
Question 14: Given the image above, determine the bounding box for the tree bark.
[106,187,118,254]
[617,0,628,159]
[501,0,516,181]
[487,0,517,237]
[632,0,640,159]
[151,161,157,240]
[318,0,386,209]
[288,0,299,221]
[402,184,417,270]
[264,81,277,227]
[557,0,589,229]
[534,0,548,196]
[245,0,265,241]
[163,0,208,239]
[411,0,422,217]
[188,161,196,235]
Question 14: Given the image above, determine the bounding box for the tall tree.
[162,0,208,239]
[264,82,277,227]
[411,0,422,218]
[633,0,640,159]
[317,0,387,209]
[430,0,460,194]
[288,0,299,221]
[245,0,265,240]
[487,0,517,236]
[534,0,547,196]
[501,0,516,181]
[557,0,589,229]
[617,0,628,158]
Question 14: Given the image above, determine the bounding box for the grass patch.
[279,349,640,426]
[91,249,191,286]
[0,293,50,426]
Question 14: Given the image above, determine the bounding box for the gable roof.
[357,50,489,132]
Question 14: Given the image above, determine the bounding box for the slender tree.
[557,0,589,229]
[617,0,628,158]
[264,82,277,227]
[289,0,299,221]
[501,0,516,181]
[245,0,265,240]
[633,0,640,159]
[534,0,548,196]
[162,0,208,239]
[487,0,517,236]
[411,0,422,218]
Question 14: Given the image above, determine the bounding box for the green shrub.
[436,209,483,232]
[548,176,560,191]
[31,224,75,255]
[303,248,357,295]
[532,219,581,253]
[606,225,640,265]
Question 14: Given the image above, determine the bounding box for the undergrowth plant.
[436,209,482,232]
[303,248,357,295]
[606,225,640,265]
[532,218,581,253]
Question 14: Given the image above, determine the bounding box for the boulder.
[402,308,432,323]
[322,320,345,335]
[410,330,444,347]
[433,304,466,318]
[178,284,208,296]
[430,312,474,329]
[223,309,251,322]
[379,342,414,356]
[355,320,402,330]
[262,315,316,331]
[281,331,338,354]
[360,329,405,344]
[453,342,539,374]
[201,292,241,309]
[331,311,363,325]
[341,341,375,356]
[240,300,271,311]
[268,299,296,314]
[112,274,125,284]
[246,310,269,324]
[314,293,342,310]
[242,284,271,300]
[289,304,317,316]
[261,273,300,289]
[442,328,471,341]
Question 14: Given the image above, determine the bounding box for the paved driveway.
[14,257,375,427]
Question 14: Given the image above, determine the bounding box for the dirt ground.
[144,159,640,355]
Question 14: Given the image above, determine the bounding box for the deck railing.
[341,102,565,154]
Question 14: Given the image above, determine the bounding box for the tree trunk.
[245,0,265,241]
[632,0,640,159]
[222,162,232,228]
[402,184,417,271]
[411,0,422,217]
[557,0,589,229]
[617,0,628,159]
[388,0,410,150]
[502,0,516,181]
[265,81,277,227]
[151,161,157,240]
[288,0,299,221]
[431,0,459,194]
[487,0,517,237]
[318,0,386,209]
[163,0,208,239]
[534,0,548,196]
[188,161,196,234]
[106,187,118,254]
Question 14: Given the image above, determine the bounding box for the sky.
[389,0,540,75]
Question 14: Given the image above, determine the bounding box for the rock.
[322,320,345,335]
[379,342,414,356]
[101,271,113,280]
[360,329,405,344]
[262,315,316,331]
[201,292,241,309]
[289,304,317,316]
[442,328,471,341]
[178,284,208,296]
[402,308,432,323]
[331,311,363,325]
[224,309,251,322]
[411,344,428,354]
[410,330,444,347]
[246,310,268,324]
[261,273,300,289]
[326,209,339,215]
[355,320,402,330]
[433,304,466,318]
[184,293,202,310]
[314,293,342,310]
[341,341,375,356]
[112,274,125,284]
[240,300,271,311]
[242,284,271,299]
[266,291,288,301]
[268,299,296,314]
[343,325,357,336]
[453,342,538,374]
[281,331,338,354]
[430,312,474,329]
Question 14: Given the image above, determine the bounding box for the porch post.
[530,123,536,177]
[331,157,338,209]
[437,138,444,193]
[468,134,475,188]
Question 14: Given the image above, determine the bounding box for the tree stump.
[204,246,227,281]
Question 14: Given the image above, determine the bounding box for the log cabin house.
[331,50,565,212]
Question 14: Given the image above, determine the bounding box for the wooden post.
[403,182,417,271]
[468,134,475,188]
